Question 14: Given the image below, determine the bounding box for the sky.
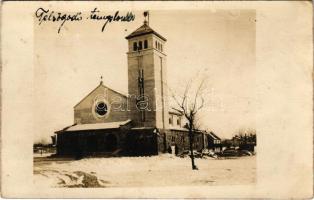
[34,9,256,143]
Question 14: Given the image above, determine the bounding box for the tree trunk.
[188,126,198,170]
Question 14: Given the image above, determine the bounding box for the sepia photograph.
[1,1,312,198]
[32,9,257,188]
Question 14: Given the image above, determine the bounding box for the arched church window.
[144,40,148,49]
[155,41,158,49]
[138,41,143,50]
[157,42,160,50]
[95,101,108,116]
[133,42,137,51]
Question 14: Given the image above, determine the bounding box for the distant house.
[221,134,256,152]
[221,136,241,149]
[232,135,241,147]
[239,134,256,152]
[205,131,222,152]
[33,143,56,154]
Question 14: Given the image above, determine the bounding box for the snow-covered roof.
[61,119,131,132]
[207,131,221,140]
[169,127,188,132]
[131,127,156,130]
[125,22,166,41]
[169,108,183,116]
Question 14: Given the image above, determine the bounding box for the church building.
[55,17,209,157]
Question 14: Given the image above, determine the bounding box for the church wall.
[127,51,143,126]
[143,51,157,127]
[74,85,129,124]
[123,129,159,156]
[152,44,169,130]
[127,47,157,128]
[157,131,167,153]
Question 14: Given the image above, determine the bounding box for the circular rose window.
[95,101,108,116]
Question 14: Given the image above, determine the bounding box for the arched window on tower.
[138,41,143,50]
[133,42,137,51]
[157,42,160,51]
[155,41,158,49]
[144,40,148,49]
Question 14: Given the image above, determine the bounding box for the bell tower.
[126,15,169,129]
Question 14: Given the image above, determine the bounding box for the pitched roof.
[57,119,132,133]
[73,83,127,108]
[125,22,166,41]
[207,131,221,140]
[169,111,183,116]
[169,108,183,116]
[169,128,204,133]
[169,127,188,132]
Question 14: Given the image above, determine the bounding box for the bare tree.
[169,76,207,170]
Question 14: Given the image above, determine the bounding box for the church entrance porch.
[83,133,120,156]
[104,134,118,152]
[56,129,125,157]
[55,127,168,157]
[86,134,98,152]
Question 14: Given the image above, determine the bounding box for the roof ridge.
[209,131,221,140]
[125,22,166,41]
[58,119,132,133]
[73,83,127,108]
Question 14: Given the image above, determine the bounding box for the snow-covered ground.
[33,154,256,188]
